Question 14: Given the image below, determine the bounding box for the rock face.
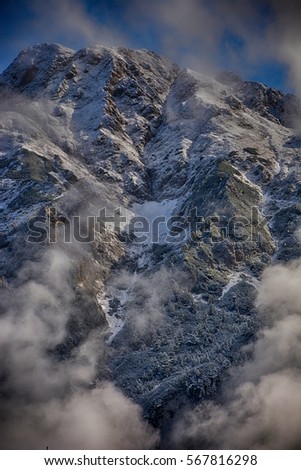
[1,43,301,442]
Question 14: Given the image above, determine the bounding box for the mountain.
[0,43,301,449]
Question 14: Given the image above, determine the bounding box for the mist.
[0,249,158,449]
[107,267,187,337]
[125,0,301,97]
[170,258,301,449]
[21,0,128,52]
[1,0,300,451]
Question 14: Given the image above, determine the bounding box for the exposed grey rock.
[0,43,301,443]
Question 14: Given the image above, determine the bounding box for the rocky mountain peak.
[0,43,301,449]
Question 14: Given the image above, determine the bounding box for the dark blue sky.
[0,0,297,93]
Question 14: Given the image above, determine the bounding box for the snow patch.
[221,273,260,299]
[131,198,179,244]
[221,273,242,297]
[192,293,208,305]
[98,272,139,344]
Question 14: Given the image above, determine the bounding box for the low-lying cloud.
[0,249,158,449]
[1,384,158,450]
[107,267,188,337]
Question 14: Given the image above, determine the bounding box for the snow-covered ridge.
[1,43,301,427]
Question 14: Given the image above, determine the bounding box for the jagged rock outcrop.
[1,43,301,437]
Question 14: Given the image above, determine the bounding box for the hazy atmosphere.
[1,0,301,93]
[0,0,300,453]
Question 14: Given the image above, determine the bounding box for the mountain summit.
[0,43,301,449]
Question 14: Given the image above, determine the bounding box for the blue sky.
[0,0,299,93]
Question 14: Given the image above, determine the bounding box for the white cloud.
[0,249,157,449]
[29,0,128,48]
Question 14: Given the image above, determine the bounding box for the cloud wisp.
[127,0,301,97]
[28,0,129,50]
[0,249,158,449]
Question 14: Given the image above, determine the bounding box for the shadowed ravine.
[0,43,301,449]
